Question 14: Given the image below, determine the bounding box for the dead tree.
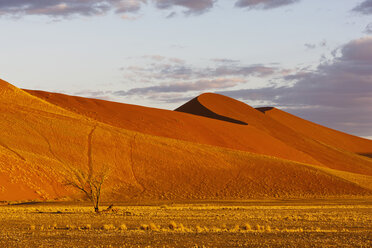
[64,125,109,213]
[65,164,109,213]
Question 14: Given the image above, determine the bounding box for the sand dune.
[25,90,319,165]
[257,107,372,155]
[0,79,371,201]
[178,93,372,176]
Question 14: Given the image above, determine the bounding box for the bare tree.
[65,165,109,213]
[63,125,110,213]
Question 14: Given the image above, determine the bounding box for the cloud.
[122,58,278,81]
[211,58,240,64]
[114,78,245,96]
[111,56,279,105]
[353,0,372,15]
[235,0,300,10]
[154,0,215,15]
[0,0,304,18]
[142,55,185,64]
[365,23,372,34]
[0,0,214,18]
[304,43,316,49]
[217,37,372,137]
[305,40,327,50]
[0,0,146,17]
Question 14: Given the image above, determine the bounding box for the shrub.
[256,224,264,231]
[178,223,186,232]
[102,224,115,231]
[119,224,127,231]
[168,221,177,230]
[231,225,240,232]
[140,224,149,230]
[81,224,91,230]
[195,225,204,233]
[149,223,160,231]
[66,225,77,230]
[241,223,252,231]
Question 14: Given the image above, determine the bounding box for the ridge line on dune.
[87,125,97,178]
[175,96,248,125]
[22,117,67,166]
[0,141,26,161]
[129,133,146,195]
[299,163,372,191]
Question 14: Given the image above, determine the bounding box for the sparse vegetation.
[0,200,371,247]
[119,224,127,231]
[168,221,177,230]
[102,224,115,231]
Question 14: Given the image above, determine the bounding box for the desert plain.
[1,199,371,248]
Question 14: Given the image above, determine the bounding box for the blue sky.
[0,0,371,138]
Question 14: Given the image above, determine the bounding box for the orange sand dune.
[0,79,371,202]
[177,93,372,176]
[256,107,372,155]
[25,90,318,165]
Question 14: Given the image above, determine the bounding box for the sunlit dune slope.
[0,79,371,201]
[177,93,372,176]
[25,90,318,165]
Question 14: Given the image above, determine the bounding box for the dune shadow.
[358,153,372,159]
[175,97,247,125]
[256,107,274,114]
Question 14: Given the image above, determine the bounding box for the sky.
[0,0,371,138]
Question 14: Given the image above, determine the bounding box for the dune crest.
[175,95,248,125]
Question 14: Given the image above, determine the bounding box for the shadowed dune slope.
[175,96,247,125]
[0,79,371,201]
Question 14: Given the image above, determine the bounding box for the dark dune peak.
[175,95,248,125]
[256,107,275,113]
[359,153,372,159]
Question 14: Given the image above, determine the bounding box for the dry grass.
[0,200,371,247]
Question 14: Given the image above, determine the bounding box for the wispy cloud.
[0,0,304,18]
[304,40,327,50]
[115,57,279,101]
[0,0,147,17]
[235,0,300,10]
[75,56,279,106]
[365,23,372,34]
[0,0,215,18]
[114,78,245,95]
[121,58,278,82]
[154,0,215,15]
